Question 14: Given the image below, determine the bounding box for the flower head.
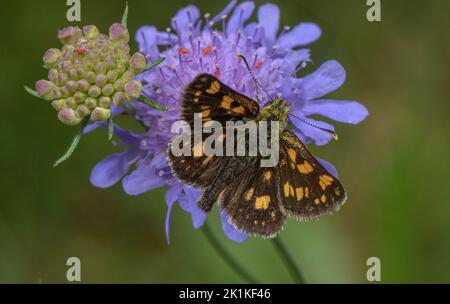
[34,24,149,126]
[91,1,368,242]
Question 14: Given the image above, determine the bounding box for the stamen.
[177,47,190,55]
[202,44,213,56]
[221,14,228,37]
[279,25,291,37]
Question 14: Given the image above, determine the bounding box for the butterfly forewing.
[181,73,259,124]
[278,131,347,220]
[169,74,259,189]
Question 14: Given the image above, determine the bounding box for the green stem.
[139,95,168,111]
[107,116,114,141]
[53,116,90,167]
[202,222,259,284]
[272,237,307,284]
[144,57,165,71]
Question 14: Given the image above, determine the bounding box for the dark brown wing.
[278,130,347,220]
[181,73,259,125]
[169,74,259,189]
[219,158,285,238]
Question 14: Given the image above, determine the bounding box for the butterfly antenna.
[288,113,339,140]
[236,53,275,102]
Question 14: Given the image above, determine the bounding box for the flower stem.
[202,222,259,283]
[272,237,307,284]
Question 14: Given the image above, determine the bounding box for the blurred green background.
[1,0,449,283]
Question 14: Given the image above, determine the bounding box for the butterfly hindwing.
[219,158,285,238]
[278,130,347,220]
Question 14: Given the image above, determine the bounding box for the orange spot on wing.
[298,161,314,174]
[255,196,270,210]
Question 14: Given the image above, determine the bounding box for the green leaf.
[24,85,41,99]
[53,116,90,168]
[121,2,129,27]
[144,57,165,71]
[139,95,168,112]
[107,116,114,141]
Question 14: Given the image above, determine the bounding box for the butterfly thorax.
[257,98,290,132]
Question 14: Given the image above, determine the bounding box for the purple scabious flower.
[90,1,368,243]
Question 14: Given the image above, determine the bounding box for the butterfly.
[168,69,347,238]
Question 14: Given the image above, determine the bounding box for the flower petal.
[151,151,169,169]
[165,183,183,206]
[290,113,335,146]
[122,164,165,195]
[298,60,346,100]
[190,206,207,229]
[171,5,200,33]
[220,211,248,243]
[211,0,237,24]
[165,199,175,244]
[184,185,202,205]
[90,149,138,189]
[135,26,159,56]
[277,22,321,48]
[302,99,369,124]
[317,157,339,178]
[257,3,280,43]
[227,1,255,35]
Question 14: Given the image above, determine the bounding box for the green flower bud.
[58,108,81,126]
[65,80,78,93]
[66,97,77,108]
[86,71,96,83]
[101,84,114,97]
[57,73,69,85]
[125,80,142,101]
[85,97,97,110]
[43,48,62,68]
[77,79,90,92]
[109,23,130,42]
[107,70,118,82]
[116,63,126,74]
[48,68,59,83]
[113,92,126,106]
[58,27,83,45]
[83,25,100,40]
[60,86,70,97]
[91,107,111,121]
[51,99,66,111]
[35,80,57,101]
[95,74,108,87]
[95,62,107,74]
[73,92,87,104]
[99,96,111,108]
[88,85,102,98]
[114,79,124,91]
[68,68,78,80]
[130,52,147,72]
[77,105,91,118]
[121,71,135,82]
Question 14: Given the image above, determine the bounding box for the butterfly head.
[258,98,290,129]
